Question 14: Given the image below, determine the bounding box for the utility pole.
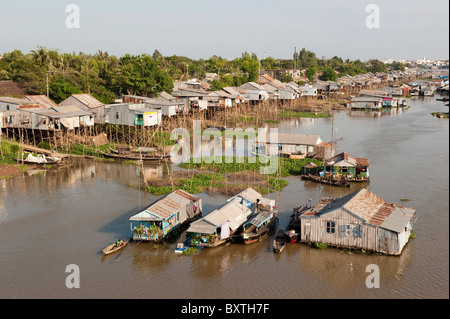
[46,71,55,98]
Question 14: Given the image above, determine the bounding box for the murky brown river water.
[0,97,448,299]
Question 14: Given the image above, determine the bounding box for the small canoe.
[273,230,287,253]
[102,239,129,255]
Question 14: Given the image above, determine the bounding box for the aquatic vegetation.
[313,242,328,249]
[279,110,329,118]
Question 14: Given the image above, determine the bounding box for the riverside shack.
[129,189,202,242]
[298,189,416,255]
[322,152,370,181]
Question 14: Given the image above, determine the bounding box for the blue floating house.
[129,189,202,242]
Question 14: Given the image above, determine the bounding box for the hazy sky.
[0,0,448,61]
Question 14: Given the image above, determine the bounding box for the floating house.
[322,152,370,181]
[347,96,383,110]
[253,133,322,158]
[129,189,202,242]
[187,188,262,247]
[298,189,416,255]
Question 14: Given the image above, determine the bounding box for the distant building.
[254,133,322,158]
[59,94,106,124]
[108,103,162,127]
[298,84,318,96]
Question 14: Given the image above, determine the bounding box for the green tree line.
[0,46,397,104]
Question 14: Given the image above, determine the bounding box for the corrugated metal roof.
[235,187,262,204]
[380,206,415,232]
[71,94,104,108]
[202,198,252,231]
[25,95,57,109]
[130,189,200,221]
[248,212,272,228]
[343,189,385,222]
[186,217,217,234]
[52,105,93,116]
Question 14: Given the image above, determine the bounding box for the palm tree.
[31,46,50,69]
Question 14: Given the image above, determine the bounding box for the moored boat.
[301,174,350,187]
[240,198,277,245]
[285,212,301,243]
[102,238,129,255]
[13,153,62,165]
[175,236,192,254]
[102,151,171,161]
[273,229,287,253]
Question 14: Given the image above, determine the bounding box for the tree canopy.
[0,46,390,103]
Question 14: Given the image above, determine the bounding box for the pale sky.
[0,0,448,61]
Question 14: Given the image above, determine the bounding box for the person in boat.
[114,239,123,248]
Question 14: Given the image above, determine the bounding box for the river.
[0,97,448,299]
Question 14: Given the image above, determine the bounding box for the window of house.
[326,221,336,234]
[116,112,119,119]
[338,225,351,237]
[353,225,363,238]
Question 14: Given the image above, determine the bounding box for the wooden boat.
[175,236,192,254]
[301,174,350,187]
[285,213,301,243]
[102,151,171,161]
[13,154,61,165]
[101,239,129,255]
[273,229,287,253]
[240,211,278,244]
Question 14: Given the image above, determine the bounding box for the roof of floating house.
[300,189,415,233]
[129,189,200,221]
[187,198,253,234]
[229,187,263,205]
[325,152,370,167]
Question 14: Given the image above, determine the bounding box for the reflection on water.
[0,98,448,299]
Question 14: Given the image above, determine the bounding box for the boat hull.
[101,239,129,255]
[301,174,350,187]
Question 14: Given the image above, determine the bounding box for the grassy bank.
[0,139,23,164]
